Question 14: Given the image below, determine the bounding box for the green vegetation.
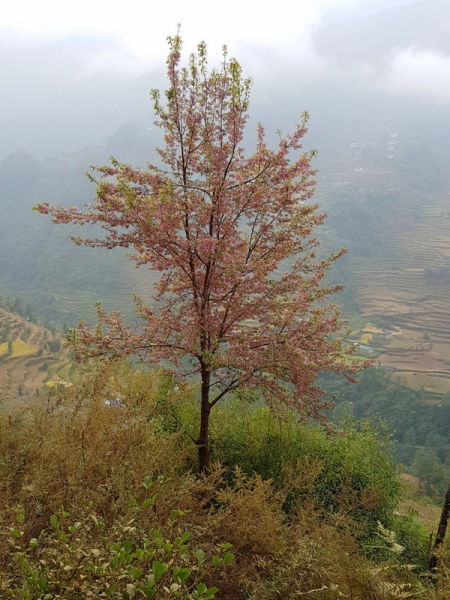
[0,364,449,598]
[208,404,399,534]
[8,506,232,600]
[325,188,401,258]
[0,151,138,324]
[424,258,450,286]
[322,368,450,499]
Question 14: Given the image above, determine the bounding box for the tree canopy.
[36,35,361,471]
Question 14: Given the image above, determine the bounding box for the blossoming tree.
[37,36,361,472]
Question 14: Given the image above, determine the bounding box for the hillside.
[316,126,450,399]
[1,367,442,600]
[0,150,142,325]
[1,121,450,401]
[0,299,77,409]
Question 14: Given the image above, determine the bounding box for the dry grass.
[0,363,448,599]
[0,366,193,529]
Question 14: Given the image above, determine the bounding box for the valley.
[315,134,450,400]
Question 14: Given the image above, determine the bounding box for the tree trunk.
[428,483,450,573]
[197,372,211,474]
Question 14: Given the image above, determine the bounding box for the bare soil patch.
[397,372,450,396]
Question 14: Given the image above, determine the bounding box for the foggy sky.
[2,0,416,61]
[0,0,449,159]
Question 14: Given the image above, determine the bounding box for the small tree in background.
[37,35,361,472]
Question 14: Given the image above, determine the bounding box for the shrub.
[392,509,432,570]
[204,402,400,535]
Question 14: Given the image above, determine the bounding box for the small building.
[359,344,373,354]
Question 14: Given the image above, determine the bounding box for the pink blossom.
[36,36,365,472]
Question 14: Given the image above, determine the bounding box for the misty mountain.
[0,0,449,330]
[0,35,166,159]
[1,0,449,164]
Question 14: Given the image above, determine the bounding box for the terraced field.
[44,260,160,326]
[357,236,450,393]
[319,154,450,399]
[0,261,161,407]
[48,288,137,324]
[0,308,73,409]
